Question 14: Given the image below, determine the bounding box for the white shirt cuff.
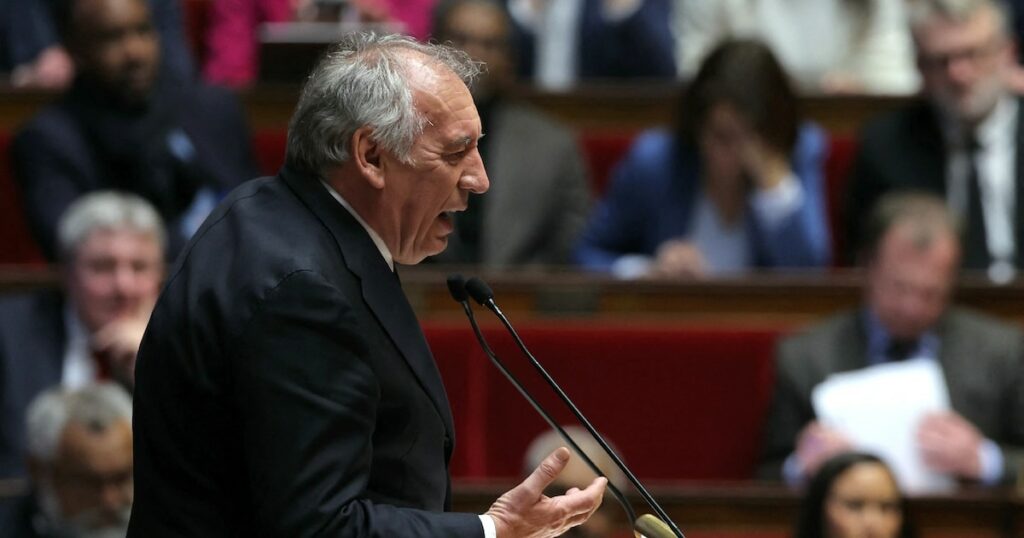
[750,172,804,229]
[480,514,497,538]
[611,254,653,279]
[978,438,1005,485]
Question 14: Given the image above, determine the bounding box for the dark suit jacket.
[0,293,66,481]
[513,0,676,81]
[128,168,482,536]
[12,77,257,260]
[844,97,1024,266]
[759,308,1024,484]
[431,100,591,266]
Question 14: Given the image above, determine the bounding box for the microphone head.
[465,277,494,306]
[634,514,676,538]
[446,274,469,303]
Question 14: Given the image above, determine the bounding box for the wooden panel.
[0,84,909,135]
[453,483,1022,538]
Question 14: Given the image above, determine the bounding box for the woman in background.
[796,452,916,538]
[574,38,830,278]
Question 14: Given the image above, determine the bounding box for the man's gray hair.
[907,0,1010,37]
[26,382,133,463]
[57,190,167,263]
[285,32,480,174]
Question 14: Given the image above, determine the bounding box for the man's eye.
[447,150,468,162]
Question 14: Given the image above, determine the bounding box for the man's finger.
[519,447,571,497]
[558,476,607,516]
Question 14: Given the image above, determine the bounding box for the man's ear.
[351,126,386,190]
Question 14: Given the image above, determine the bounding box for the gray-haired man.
[0,191,164,483]
[130,32,605,537]
[1,382,134,538]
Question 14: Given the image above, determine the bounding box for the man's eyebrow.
[444,134,484,150]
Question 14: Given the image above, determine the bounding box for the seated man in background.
[761,192,1024,487]
[0,0,193,89]
[12,0,257,260]
[574,38,830,278]
[0,191,164,482]
[845,0,1023,279]
[0,382,134,538]
[428,0,592,266]
[523,427,627,538]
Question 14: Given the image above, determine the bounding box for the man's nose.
[462,149,489,194]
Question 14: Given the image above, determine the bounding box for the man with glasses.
[0,382,134,538]
[845,0,1021,281]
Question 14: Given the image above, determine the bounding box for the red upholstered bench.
[426,321,785,481]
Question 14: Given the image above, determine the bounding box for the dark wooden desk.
[3,266,1024,326]
[398,267,1024,326]
[454,482,1024,538]
[0,84,909,135]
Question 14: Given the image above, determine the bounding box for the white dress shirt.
[942,96,1019,281]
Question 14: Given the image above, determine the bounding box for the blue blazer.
[574,125,831,271]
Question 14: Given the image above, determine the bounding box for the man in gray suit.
[429,0,591,266]
[760,192,1024,486]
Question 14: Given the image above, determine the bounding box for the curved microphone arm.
[463,277,686,538]
[446,275,638,525]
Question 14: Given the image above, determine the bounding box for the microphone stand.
[446,275,640,529]
[463,277,685,538]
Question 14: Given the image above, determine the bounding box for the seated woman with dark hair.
[574,38,830,278]
[797,452,916,538]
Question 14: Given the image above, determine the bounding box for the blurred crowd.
[2,0,1024,537]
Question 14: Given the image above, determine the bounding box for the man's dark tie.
[886,339,918,362]
[964,134,991,269]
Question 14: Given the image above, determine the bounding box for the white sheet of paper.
[811,357,955,493]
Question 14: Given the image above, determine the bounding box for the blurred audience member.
[677,0,919,95]
[12,0,257,260]
[0,192,164,482]
[761,192,1024,487]
[523,427,627,538]
[795,452,916,538]
[0,383,133,538]
[204,0,438,88]
[508,0,675,90]
[202,0,299,88]
[0,0,193,89]
[574,39,830,278]
[429,0,591,266]
[846,0,1020,280]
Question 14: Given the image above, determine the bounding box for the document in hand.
[812,358,955,493]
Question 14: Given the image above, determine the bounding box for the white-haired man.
[130,32,605,537]
[0,191,164,483]
[0,382,134,538]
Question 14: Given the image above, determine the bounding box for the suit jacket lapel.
[280,167,456,439]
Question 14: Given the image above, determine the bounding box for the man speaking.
[128,33,606,537]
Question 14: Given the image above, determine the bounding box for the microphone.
[463,276,686,538]
[445,275,639,527]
